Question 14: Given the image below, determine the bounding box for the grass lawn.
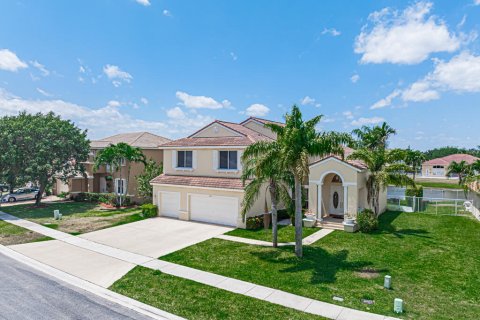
[110,266,324,320]
[415,181,462,190]
[226,225,320,243]
[161,211,480,320]
[0,220,52,245]
[0,201,144,235]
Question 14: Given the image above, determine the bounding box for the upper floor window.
[120,158,126,166]
[177,151,193,168]
[219,151,237,170]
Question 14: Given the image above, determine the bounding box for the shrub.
[141,204,158,218]
[57,191,69,199]
[276,209,290,220]
[406,186,423,197]
[246,215,263,229]
[357,209,378,233]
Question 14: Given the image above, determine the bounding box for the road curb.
[0,245,184,320]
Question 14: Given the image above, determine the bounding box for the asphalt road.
[0,253,153,320]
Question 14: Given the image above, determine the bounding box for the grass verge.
[0,220,52,245]
[226,225,320,243]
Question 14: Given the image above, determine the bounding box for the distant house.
[421,154,479,178]
[54,132,171,201]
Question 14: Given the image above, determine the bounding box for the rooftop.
[423,154,479,166]
[91,132,171,149]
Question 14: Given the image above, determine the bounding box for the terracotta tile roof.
[309,146,367,170]
[91,132,171,149]
[161,120,273,147]
[240,116,286,127]
[150,174,246,190]
[423,154,479,166]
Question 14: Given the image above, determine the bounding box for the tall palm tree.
[348,148,414,216]
[266,105,351,257]
[241,141,293,247]
[447,160,473,197]
[94,143,146,206]
[405,148,426,180]
[352,122,396,150]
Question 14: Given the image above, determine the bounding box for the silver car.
[1,188,40,203]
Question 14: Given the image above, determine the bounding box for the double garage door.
[158,192,238,227]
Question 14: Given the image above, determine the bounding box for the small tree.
[405,148,426,180]
[136,159,163,201]
[447,160,473,198]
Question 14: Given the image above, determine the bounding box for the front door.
[330,185,344,215]
[99,177,107,193]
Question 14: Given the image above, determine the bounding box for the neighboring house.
[54,132,171,201]
[421,154,479,178]
[151,117,385,228]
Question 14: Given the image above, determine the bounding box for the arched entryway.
[317,171,349,221]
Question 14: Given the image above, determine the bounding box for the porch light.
[384,275,391,289]
[394,298,403,313]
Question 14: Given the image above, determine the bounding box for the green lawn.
[110,266,324,320]
[1,201,144,235]
[226,225,320,243]
[415,181,462,190]
[161,211,480,320]
[0,220,52,245]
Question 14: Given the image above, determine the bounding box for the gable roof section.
[240,116,285,127]
[91,132,171,149]
[162,120,273,148]
[423,154,479,166]
[309,147,367,171]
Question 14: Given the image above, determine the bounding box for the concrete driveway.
[79,217,233,258]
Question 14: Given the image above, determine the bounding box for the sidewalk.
[0,211,399,320]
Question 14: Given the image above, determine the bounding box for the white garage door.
[190,195,238,226]
[159,191,180,218]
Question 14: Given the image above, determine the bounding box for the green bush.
[246,215,263,229]
[57,191,69,199]
[71,192,132,207]
[276,209,290,220]
[141,204,158,218]
[357,209,378,233]
[406,185,423,197]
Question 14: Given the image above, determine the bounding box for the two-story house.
[151,117,386,228]
[55,132,171,202]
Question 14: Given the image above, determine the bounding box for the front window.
[219,151,237,170]
[115,178,126,195]
[177,151,193,168]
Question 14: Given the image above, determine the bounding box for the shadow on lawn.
[377,211,431,239]
[251,246,383,285]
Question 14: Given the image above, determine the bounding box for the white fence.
[387,196,474,216]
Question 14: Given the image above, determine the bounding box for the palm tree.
[352,122,396,150]
[447,160,473,197]
[94,143,146,206]
[241,141,293,247]
[405,148,426,180]
[348,148,414,216]
[266,105,351,257]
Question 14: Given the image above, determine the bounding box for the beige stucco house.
[151,117,385,229]
[55,132,171,202]
[421,154,479,178]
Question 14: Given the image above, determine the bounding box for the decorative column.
[317,183,323,221]
[343,185,348,222]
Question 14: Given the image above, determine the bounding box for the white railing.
[387,196,474,216]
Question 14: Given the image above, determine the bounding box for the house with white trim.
[421,154,479,178]
[151,117,386,228]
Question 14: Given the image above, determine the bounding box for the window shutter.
[114,178,119,194]
[237,151,242,171]
[212,150,218,170]
[192,150,197,169]
[171,151,177,169]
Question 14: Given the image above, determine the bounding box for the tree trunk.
[35,182,46,206]
[269,180,278,248]
[118,166,123,207]
[294,175,303,258]
[412,165,416,181]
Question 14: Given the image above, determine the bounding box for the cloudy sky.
[0,0,479,150]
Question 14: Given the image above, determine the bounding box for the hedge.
[141,204,158,218]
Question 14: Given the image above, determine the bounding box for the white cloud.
[401,80,439,102]
[355,1,460,64]
[342,111,354,119]
[166,106,186,120]
[107,100,121,107]
[0,88,167,139]
[103,64,132,87]
[0,49,28,72]
[300,96,316,106]
[350,74,360,83]
[36,88,52,97]
[136,0,151,6]
[321,28,341,37]
[163,9,172,17]
[475,0,480,5]
[245,103,270,117]
[351,116,385,126]
[175,91,230,109]
[30,60,50,76]
[371,90,401,109]
[140,97,148,105]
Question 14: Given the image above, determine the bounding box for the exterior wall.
[163,148,244,178]
[193,124,241,138]
[422,164,447,177]
[242,120,276,139]
[152,184,269,228]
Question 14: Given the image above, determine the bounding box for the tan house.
[55,132,171,201]
[421,154,479,178]
[151,117,385,229]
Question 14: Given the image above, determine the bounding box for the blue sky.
[0,0,479,150]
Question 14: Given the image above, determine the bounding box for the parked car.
[1,188,40,203]
[0,184,9,193]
